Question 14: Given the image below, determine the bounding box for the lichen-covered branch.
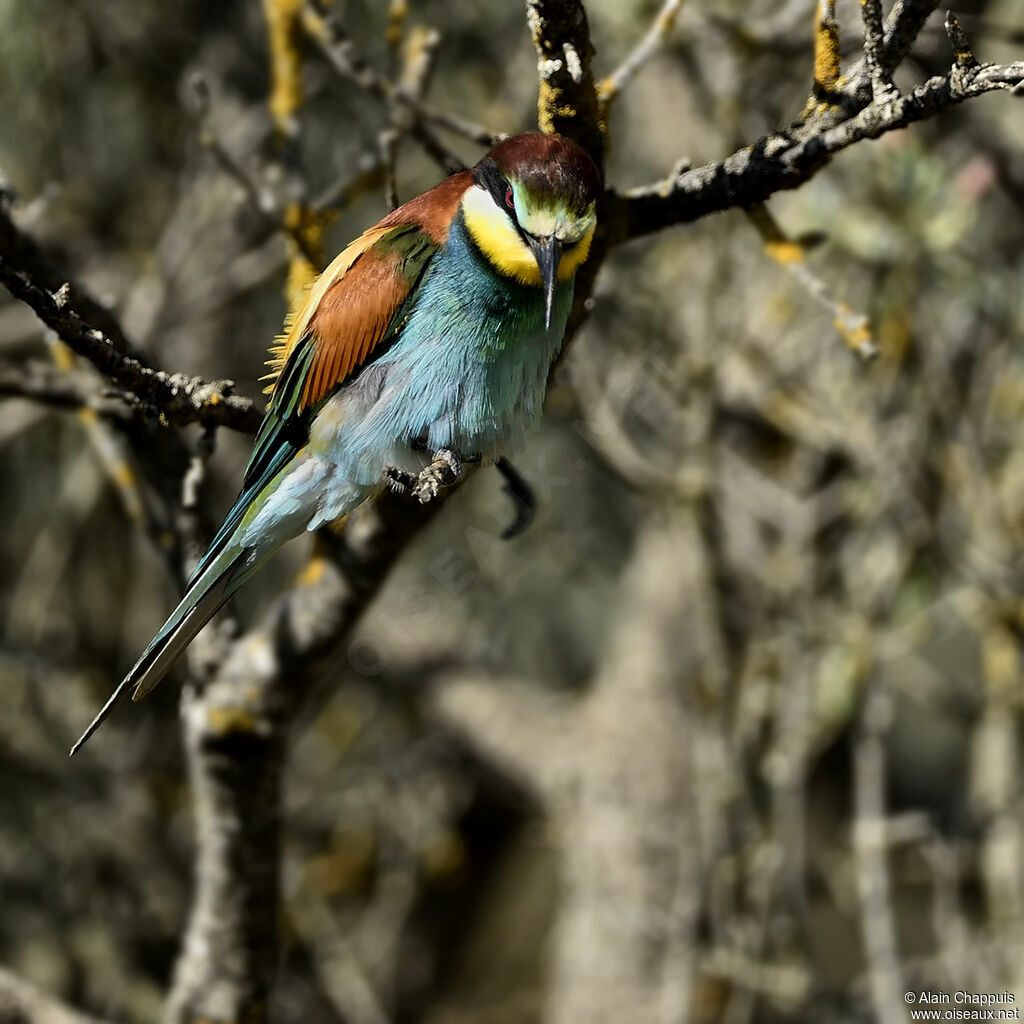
[525,0,604,164]
[615,59,1024,241]
[0,254,261,433]
[809,0,841,106]
[0,203,141,361]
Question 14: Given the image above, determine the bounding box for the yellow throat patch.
[461,186,594,288]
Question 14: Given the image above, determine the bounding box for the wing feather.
[245,170,472,497]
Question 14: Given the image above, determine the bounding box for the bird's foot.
[383,465,417,493]
[412,448,462,503]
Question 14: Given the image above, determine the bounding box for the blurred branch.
[597,0,685,115]
[0,967,108,1024]
[164,493,446,1023]
[380,24,445,209]
[853,679,906,1024]
[188,72,327,281]
[746,202,877,360]
[301,0,501,154]
[0,358,127,417]
[433,514,699,1024]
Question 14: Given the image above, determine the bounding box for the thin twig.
[302,1,500,152]
[746,202,878,360]
[0,358,127,417]
[598,0,686,113]
[189,74,279,218]
[945,11,980,70]
[862,0,898,99]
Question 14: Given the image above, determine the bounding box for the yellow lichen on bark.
[264,0,304,138]
[386,0,409,53]
[525,1,604,163]
[800,0,843,118]
[813,0,841,95]
[282,201,329,313]
[264,0,332,308]
[748,202,806,266]
[206,705,260,736]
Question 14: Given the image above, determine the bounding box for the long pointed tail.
[70,444,346,754]
[69,546,254,756]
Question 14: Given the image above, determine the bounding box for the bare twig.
[597,0,686,113]
[746,202,878,359]
[381,25,445,209]
[302,1,500,151]
[189,74,279,219]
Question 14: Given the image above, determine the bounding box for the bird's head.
[462,133,601,329]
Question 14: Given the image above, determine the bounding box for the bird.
[70,131,601,754]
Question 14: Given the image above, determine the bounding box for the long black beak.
[529,234,562,330]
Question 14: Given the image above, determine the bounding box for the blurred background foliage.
[2,0,1024,1022]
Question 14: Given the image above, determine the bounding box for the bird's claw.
[383,465,417,492]
[412,448,462,503]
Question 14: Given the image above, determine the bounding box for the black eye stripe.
[474,158,519,228]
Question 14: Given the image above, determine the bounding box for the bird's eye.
[505,186,515,210]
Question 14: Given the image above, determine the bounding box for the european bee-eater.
[70,132,601,753]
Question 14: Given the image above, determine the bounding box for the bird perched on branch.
[71,131,601,753]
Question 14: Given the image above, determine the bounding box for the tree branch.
[615,59,1024,241]
[0,260,261,433]
[0,204,141,361]
[525,0,604,164]
[301,1,501,152]
[0,967,108,1024]
[162,490,448,1022]
[0,358,129,417]
[596,0,685,115]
